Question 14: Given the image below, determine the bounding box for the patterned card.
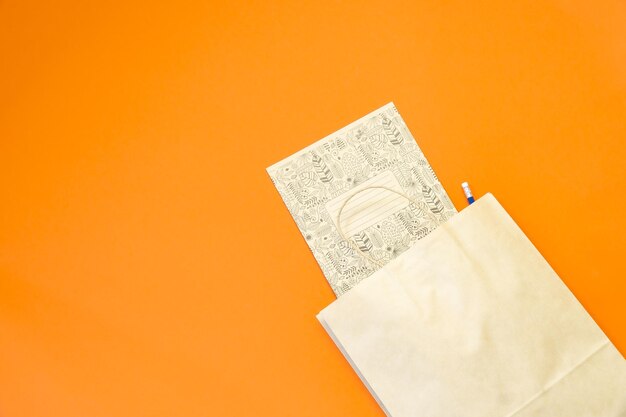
[267,103,456,296]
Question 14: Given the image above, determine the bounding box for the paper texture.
[318,194,626,417]
[267,103,456,296]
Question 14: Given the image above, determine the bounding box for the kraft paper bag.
[318,193,626,417]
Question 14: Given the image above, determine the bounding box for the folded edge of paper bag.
[317,193,626,417]
[317,314,392,416]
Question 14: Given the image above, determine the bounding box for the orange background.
[1,1,625,416]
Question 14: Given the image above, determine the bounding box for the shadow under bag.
[318,193,626,417]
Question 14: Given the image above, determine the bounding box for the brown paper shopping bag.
[318,193,626,417]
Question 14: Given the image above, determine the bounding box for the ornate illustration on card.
[267,103,456,296]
